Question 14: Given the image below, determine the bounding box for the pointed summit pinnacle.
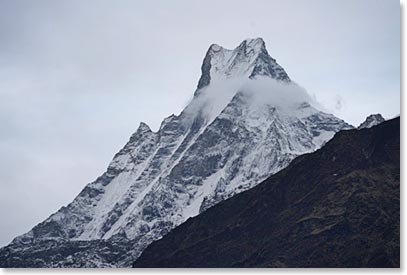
[138,122,151,132]
[358,114,385,129]
[134,122,152,135]
[237,37,266,53]
[195,38,290,95]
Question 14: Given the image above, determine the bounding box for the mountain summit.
[196,38,290,94]
[0,38,352,267]
[358,114,385,129]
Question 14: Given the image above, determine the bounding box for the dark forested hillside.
[134,117,400,268]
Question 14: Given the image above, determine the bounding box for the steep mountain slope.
[134,117,400,268]
[0,38,352,267]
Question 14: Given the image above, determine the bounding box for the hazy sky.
[0,0,400,246]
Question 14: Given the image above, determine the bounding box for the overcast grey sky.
[0,0,400,246]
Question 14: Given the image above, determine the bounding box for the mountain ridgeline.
[1,38,355,267]
[134,117,400,268]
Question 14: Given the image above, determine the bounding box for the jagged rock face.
[0,38,353,268]
[358,114,385,129]
[134,117,400,268]
[196,38,290,93]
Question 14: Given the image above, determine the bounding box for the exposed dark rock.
[134,117,400,268]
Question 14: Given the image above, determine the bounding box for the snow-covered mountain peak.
[137,122,151,133]
[1,39,354,267]
[128,122,153,144]
[237,37,266,52]
[196,38,290,95]
[208,38,265,56]
[208,43,224,53]
[358,114,385,129]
